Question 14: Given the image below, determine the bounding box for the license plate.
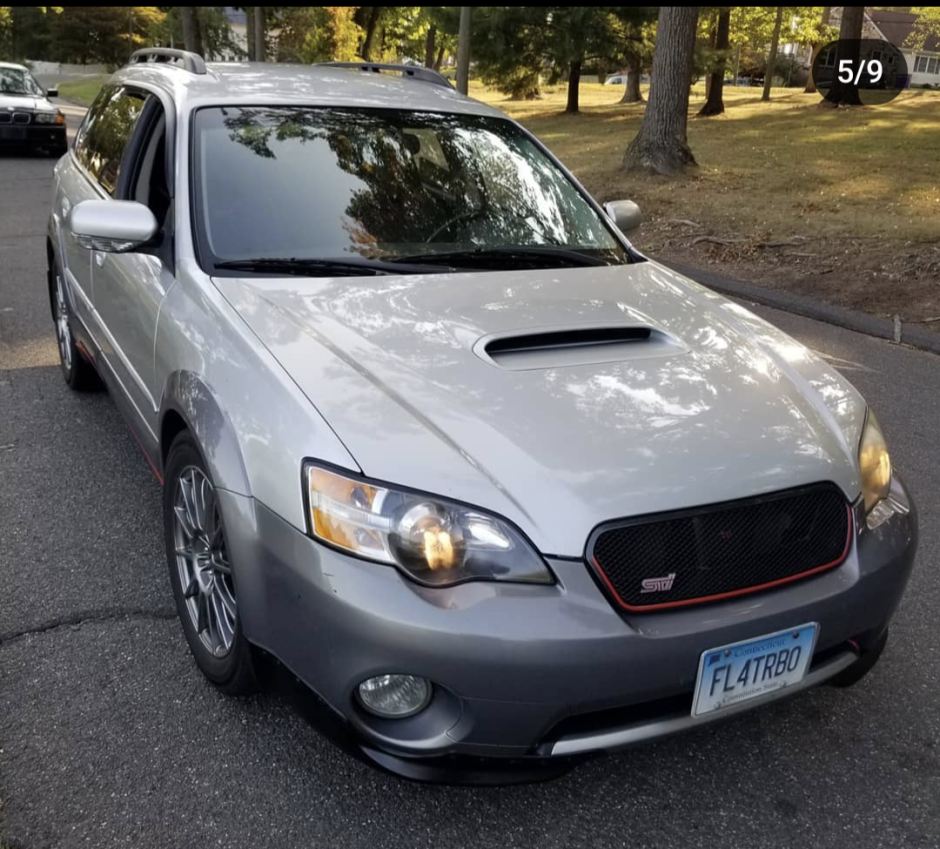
[691,623,818,717]
[0,127,27,141]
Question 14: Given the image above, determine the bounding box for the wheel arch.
[46,236,58,319]
[159,370,252,496]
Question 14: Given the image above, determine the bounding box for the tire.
[49,257,100,391]
[163,431,258,695]
[829,629,888,688]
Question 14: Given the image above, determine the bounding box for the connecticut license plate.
[691,623,818,717]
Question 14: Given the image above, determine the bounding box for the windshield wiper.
[214,256,455,277]
[389,246,615,269]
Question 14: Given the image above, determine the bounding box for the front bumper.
[0,124,67,149]
[221,476,917,770]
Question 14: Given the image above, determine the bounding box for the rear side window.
[75,86,145,195]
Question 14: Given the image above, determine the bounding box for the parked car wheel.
[49,259,99,391]
[164,432,258,695]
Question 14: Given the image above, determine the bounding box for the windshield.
[193,106,629,271]
[0,67,43,96]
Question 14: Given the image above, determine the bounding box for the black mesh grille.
[589,485,851,611]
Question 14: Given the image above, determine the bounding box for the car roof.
[108,61,506,119]
[0,62,29,71]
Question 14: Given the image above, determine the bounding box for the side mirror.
[68,200,158,253]
[46,87,59,98]
[604,199,642,234]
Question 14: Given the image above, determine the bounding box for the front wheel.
[164,431,258,695]
[50,259,99,391]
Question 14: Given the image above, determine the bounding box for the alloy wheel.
[54,270,72,372]
[172,466,237,657]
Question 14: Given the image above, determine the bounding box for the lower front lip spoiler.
[546,649,857,757]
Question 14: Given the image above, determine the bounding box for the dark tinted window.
[193,106,624,265]
[75,86,145,195]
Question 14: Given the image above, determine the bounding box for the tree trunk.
[805,6,832,93]
[566,59,582,113]
[424,25,437,68]
[824,6,864,106]
[362,7,382,61]
[761,6,784,102]
[253,6,265,61]
[434,45,445,71]
[699,7,730,116]
[623,6,699,174]
[620,53,644,103]
[704,12,717,100]
[456,6,472,95]
[181,7,203,56]
[246,7,254,60]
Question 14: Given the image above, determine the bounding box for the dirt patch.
[636,222,940,328]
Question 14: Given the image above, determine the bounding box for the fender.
[159,370,252,496]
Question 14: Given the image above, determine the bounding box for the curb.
[661,260,940,356]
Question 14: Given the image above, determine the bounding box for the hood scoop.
[474,324,688,371]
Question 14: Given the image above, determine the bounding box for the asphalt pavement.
[0,108,938,849]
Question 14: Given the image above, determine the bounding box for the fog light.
[357,674,432,718]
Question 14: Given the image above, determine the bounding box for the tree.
[699,6,731,115]
[360,6,382,60]
[619,16,656,104]
[805,6,831,93]
[456,6,472,95]
[426,6,460,69]
[180,6,202,56]
[472,7,546,99]
[761,6,784,102]
[823,6,863,106]
[48,7,164,65]
[550,8,650,114]
[472,7,655,108]
[278,7,362,63]
[623,6,699,174]
[906,7,940,51]
[253,5,265,61]
[424,23,436,67]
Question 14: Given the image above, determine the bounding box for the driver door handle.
[95,251,106,267]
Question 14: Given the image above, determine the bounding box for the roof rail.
[129,48,207,75]
[317,62,452,89]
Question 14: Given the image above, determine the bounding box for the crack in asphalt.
[0,608,177,647]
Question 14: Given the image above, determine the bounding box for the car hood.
[215,261,866,556]
[0,93,51,111]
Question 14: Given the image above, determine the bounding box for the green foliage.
[471,7,547,98]
[906,7,940,51]
[47,7,164,66]
[278,7,363,63]
[729,6,833,49]
[0,6,61,62]
[472,6,656,99]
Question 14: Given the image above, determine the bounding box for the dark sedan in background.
[0,62,67,155]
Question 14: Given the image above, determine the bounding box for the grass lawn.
[475,81,940,325]
[57,75,108,106]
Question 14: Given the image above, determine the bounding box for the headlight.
[304,464,553,586]
[35,111,64,124]
[858,409,891,514]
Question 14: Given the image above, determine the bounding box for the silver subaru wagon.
[47,49,917,781]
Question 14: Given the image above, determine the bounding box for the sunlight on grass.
[474,83,940,244]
